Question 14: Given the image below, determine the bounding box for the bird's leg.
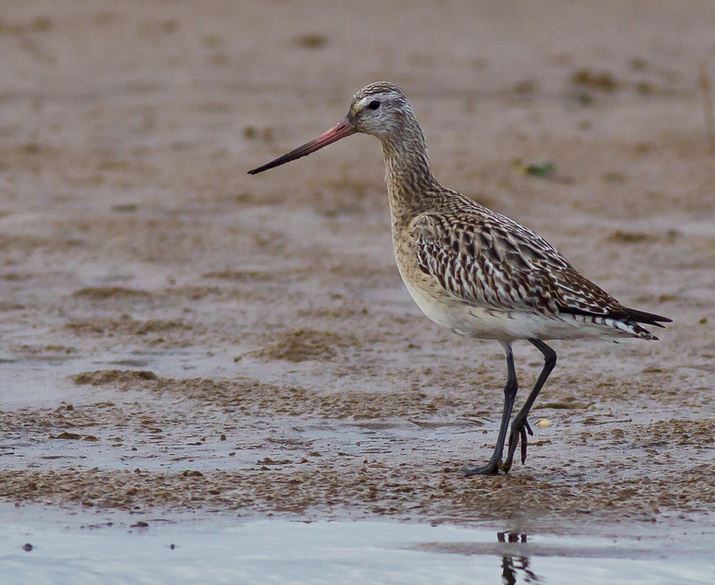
[503,339,557,472]
[464,343,517,476]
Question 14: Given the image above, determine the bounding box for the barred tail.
[559,305,672,340]
[614,319,660,341]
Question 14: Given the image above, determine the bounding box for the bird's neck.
[380,118,440,223]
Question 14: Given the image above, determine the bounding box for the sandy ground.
[0,0,714,532]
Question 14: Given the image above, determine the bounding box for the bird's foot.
[463,463,501,476]
[463,459,503,476]
[503,418,534,473]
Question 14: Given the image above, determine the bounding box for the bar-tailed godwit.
[248,82,671,475]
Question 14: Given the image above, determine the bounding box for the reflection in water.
[497,531,540,584]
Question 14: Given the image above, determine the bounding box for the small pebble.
[536,419,552,428]
[22,543,33,552]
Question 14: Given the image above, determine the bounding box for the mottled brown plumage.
[248,81,671,475]
[409,194,659,338]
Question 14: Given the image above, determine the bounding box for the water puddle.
[1,508,712,584]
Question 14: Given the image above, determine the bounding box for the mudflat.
[0,0,713,531]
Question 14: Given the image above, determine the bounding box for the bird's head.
[347,81,410,139]
[248,81,411,175]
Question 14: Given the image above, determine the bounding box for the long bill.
[247,118,355,175]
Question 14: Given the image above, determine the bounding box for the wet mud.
[0,0,714,532]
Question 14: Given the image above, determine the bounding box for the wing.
[409,206,624,317]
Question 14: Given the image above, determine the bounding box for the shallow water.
[1,508,713,585]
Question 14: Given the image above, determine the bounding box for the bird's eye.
[367,100,380,110]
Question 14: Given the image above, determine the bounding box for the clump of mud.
[248,329,359,362]
[571,68,620,92]
[65,318,192,336]
[71,369,158,385]
[72,287,151,300]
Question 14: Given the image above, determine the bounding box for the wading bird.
[248,82,670,474]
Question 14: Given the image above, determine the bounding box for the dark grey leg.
[464,343,518,476]
[503,339,557,472]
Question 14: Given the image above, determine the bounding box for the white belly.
[402,278,618,341]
